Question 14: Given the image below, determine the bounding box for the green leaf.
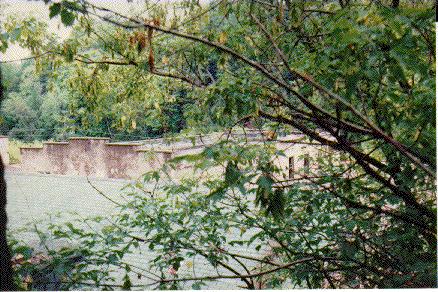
[60,8,75,26]
[192,282,206,290]
[49,3,62,18]
[0,33,8,53]
[108,253,118,263]
[225,162,240,185]
[139,60,150,72]
[207,185,226,201]
[64,45,75,62]
[257,174,273,189]
[62,1,81,11]
[122,273,132,290]
[12,245,34,258]
[9,28,21,41]
[266,189,285,220]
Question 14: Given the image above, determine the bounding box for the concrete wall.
[19,137,175,180]
[20,146,46,173]
[0,136,9,165]
[275,135,322,179]
[19,133,324,180]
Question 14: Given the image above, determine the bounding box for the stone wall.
[0,136,9,165]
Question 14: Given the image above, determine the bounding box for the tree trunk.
[0,156,15,290]
[0,63,16,290]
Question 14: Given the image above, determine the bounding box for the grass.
[8,140,43,164]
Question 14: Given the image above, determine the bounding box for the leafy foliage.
[3,0,436,289]
[0,62,68,141]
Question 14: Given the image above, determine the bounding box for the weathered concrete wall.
[275,135,322,179]
[19,137,175,179]
[67,138,109,177]
[19,132,324,180]
[44,142,70,175]
[0,136,9,165]
[20,147,45,172]
[105,143,142,179]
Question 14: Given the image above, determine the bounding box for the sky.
[0,0,211,62]
[0,0,155,62]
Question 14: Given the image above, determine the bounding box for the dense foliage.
[0,59,192,141]
[0,61,66,141]
[1,0,436,289]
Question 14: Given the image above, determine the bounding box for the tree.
[0,59,16,292]
[0,16,194,141]
[2,0,436,288]
[0,61,69,141]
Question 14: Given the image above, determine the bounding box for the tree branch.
[157,256,316,283]
[250,11,435,177]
